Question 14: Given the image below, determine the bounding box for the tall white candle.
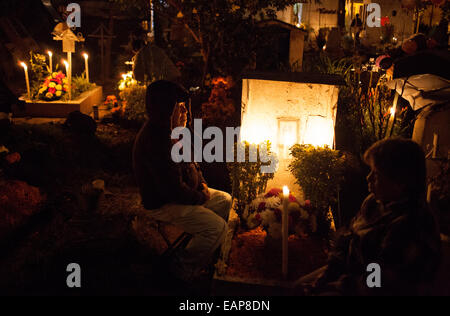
[67,52,72,100]
[63,59,71,100]
[83,53,89,83]
[282,186,289,279]
[47,51,53,73]
[20,62,31,100]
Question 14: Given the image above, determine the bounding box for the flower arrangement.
[201,76,235,126]
[104,95,118,110]
[243,188,316,239]
[38,71,68,101]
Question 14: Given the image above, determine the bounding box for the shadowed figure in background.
[132,80,231,285]
[351,14,363,45]
[295,138,441,296]
[0,78,25,137]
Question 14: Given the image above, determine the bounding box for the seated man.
[295,138,441,295]
[132,80,231,283]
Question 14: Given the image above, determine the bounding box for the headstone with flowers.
[13,23,103,118]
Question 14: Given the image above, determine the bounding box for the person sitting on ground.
[132,80,231,284]
[295,138,441,296]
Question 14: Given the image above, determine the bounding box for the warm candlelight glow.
[283,186,289,198]
[390,106,396,116]
[82,53,89,83]
[19,62,31,100]
[47,51,52,57]
[63,60,69,72]
[47,51,53,73]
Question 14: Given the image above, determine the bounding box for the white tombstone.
[240,72,344,199]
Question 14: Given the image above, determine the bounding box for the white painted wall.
[240,78,340,197]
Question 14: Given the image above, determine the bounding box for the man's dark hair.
[363,138,427,199]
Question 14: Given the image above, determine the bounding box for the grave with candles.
[213,72,345,293]
[13,23,102,118]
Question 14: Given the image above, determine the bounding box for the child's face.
[171,102,187,129]
[366,160,406,203]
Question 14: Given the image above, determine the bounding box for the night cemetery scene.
[0,0,449,300]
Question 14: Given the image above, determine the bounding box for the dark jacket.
[132,81,207,210]
[318,194,441,295]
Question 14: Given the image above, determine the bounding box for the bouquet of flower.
[104,95,118,110]
[243,188,316,239]
[38,71,68,101]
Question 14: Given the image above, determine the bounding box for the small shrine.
[13,23,102,118]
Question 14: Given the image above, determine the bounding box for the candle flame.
[390,106,395,116]
[19,62,27,70]
[62,60,69,68]
[283,186,289,198]
[83,53,88,59]
[47,51,52,57]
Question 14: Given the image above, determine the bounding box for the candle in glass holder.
[282,185,289,279]
[20,62,31,100]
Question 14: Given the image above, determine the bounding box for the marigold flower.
[5,152,21,164]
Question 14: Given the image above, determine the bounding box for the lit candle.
[282,185,289,279]
[63,59,71,100]
[20,62,31,100]
[47,51,53,73]
[83,53,89,83]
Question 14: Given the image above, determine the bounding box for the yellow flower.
[48,82,56,88]
[56,84,62,91]
[55,91,62,97]
[39,87,46,94]
[52,72,58,78]
[63,78,68,84]
[46,92,53,98]
[63,84,69,90]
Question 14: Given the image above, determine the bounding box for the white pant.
[149,188,231,281]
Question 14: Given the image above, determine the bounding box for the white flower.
[268,223,282,239]
[260,210,276,226]
[264,196,281,209]
[247,212,260,229]
[250,196,265,210]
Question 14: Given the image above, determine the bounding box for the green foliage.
[119,84,148,123]
[307,53,413,155]
[29,52,50,99]
[62,76,97,101]
[109,0,299,79]
[289,144,345,210]
[227,141,276,220]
